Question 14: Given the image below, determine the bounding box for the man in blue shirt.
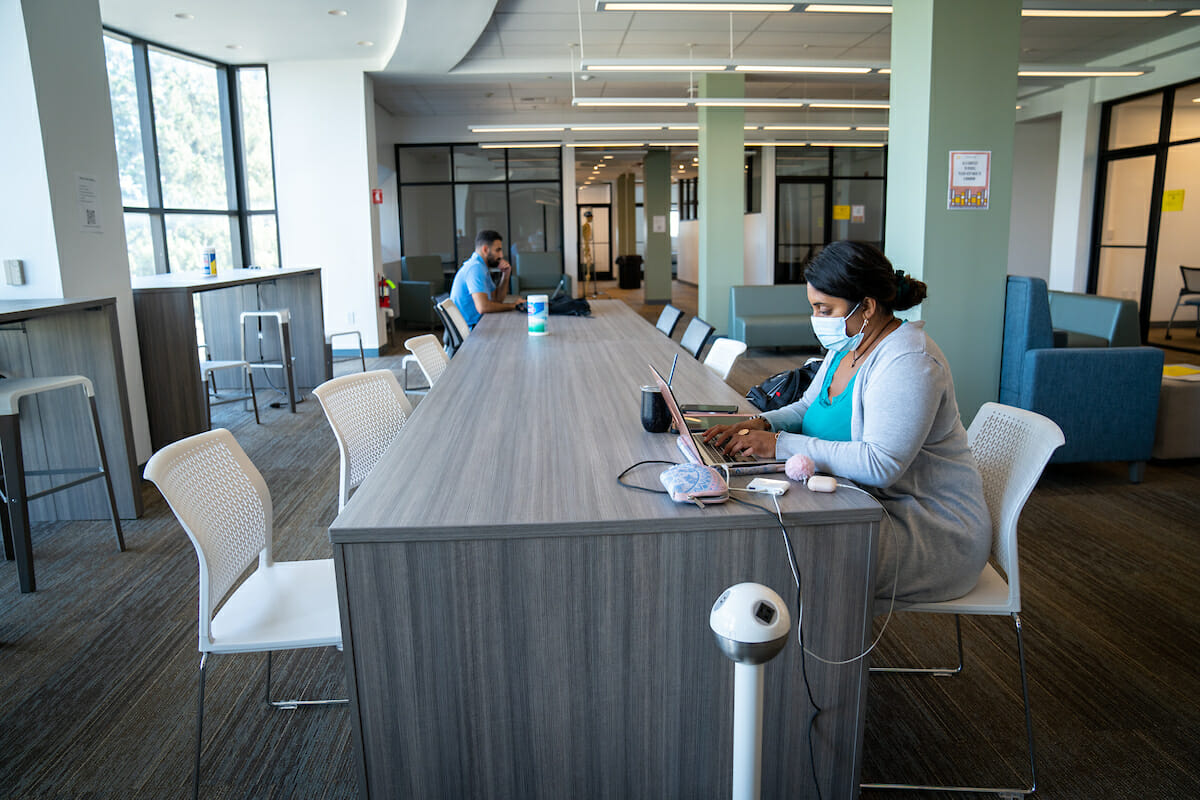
[450,229,518,327]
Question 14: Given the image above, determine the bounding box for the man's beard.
[485,255,500,268]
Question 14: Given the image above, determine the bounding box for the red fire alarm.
[371,188,383,204]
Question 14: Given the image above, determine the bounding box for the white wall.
[1,0,151,462]
[375,102,401,263]
[743,213,770,285]
[270,60,383,351]
[1007,116,1060,281]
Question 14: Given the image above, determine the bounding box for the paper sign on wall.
[77,174,102,234]
[833,204,850,221]
[948,150,991,210]
[1162,189,1185,212]
[652,215,666,233]
[851,205,865,223]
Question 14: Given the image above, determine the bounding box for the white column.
[1048,81,1101,292]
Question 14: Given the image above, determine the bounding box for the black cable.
[614,460,678,494]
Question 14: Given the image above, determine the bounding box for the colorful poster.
[948,150,991,210]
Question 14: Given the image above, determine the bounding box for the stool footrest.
[24,471,109,502]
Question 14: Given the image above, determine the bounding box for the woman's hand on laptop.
[725,429,779,459]
[703,417,769,450]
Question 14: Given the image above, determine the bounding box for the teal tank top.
[801,350,855,442]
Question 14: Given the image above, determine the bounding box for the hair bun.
[892,269,927,311]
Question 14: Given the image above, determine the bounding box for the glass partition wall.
[103,31,279,276]
[1091,77,1200,348]
[395,145,563,275]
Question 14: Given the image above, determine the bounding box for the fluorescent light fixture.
[668,124,700,130]
[1022,9,1174,17]
[744,125,760,130]
[804,3,892,12]
[603,155,615,158]
[760,141,810,146]
[764,124,851,130]
[574,98,690,107]
[808,101,889,109]
[1018,67,1147,77]
[855,125,889,131]
[584,63,729,72]
[1193,97,1200,102]
[877,67,891,74]
[695,98,808,107]
[597,2,796,10]
[471,126,565,133]
[567,141,650,147]
[807,141,886,147]
[570,124,665,131]
[1184,10,1200,16]
[479,142,563,149]
[734,64,873,74]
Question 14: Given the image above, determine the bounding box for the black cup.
[641,385,671,433]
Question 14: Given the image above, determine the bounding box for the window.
[396,145,563,271]
[103,31,279,276]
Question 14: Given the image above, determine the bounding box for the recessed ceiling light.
[357,40,374,47]
[225,44,243,50]
[604,155,614,159]
[328,9,348,16]
[174,12,193,20]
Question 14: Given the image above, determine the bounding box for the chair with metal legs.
[862,402,1064,798]
[240,309,297,412]
[143,428,345,800]
[0,376,124,593]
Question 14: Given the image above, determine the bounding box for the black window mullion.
[217,66,246,268]
[131,39,169,274]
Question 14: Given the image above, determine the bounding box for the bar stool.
[324,330,367,376]
[0,376,124,593]
[240,309,297,413]
[199,348,261,428]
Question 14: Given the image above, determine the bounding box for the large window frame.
[1089,76,1200,341]
[395,143,564,271]
[104,28,280,275]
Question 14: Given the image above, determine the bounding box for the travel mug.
[641,385,671,433]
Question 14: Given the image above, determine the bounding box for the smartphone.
[680,403,739,413]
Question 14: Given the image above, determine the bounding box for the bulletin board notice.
[948,150,991,210]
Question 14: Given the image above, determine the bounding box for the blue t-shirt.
[449,251,495,328]
[801,350,855,442]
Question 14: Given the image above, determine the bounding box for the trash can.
[617,254,643,289]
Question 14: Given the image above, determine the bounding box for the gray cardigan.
[761,321,990,607]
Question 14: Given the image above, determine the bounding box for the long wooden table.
[329,300,881,799]
[132,267,326,450]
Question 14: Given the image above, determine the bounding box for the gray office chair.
[680,316,715,359]
[655,304,683,338]
[1164,265,1200,340]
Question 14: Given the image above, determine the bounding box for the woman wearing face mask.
[703,240,990,607]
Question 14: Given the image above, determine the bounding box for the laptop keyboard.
[696,435,756,464]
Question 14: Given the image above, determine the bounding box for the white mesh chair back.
[438,298,471,343]
[966,403,1064,609]
[313,370,413,511]
[404,334,449,387]
[703,337,748,381]
[143,428,273,649]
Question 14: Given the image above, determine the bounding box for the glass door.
[775,178,829,284]
[1095,154,1156,303]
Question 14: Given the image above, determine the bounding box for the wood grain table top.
[130,266,320,294]
[330,300,879,543]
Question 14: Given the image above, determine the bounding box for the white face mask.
[810,302,866,352]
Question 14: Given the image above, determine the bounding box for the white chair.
[863,402,1064,797]
[324,329,367,375]
[703,337,748,381]
[313,370,413,512]
[404,334,449,388]
[143,428,345,800]
[240,309,298,412]
[438,297,471,345]
[198,346,260,429]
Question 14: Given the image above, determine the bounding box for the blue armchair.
[1001,276,1163,482]
[392,255,445,330]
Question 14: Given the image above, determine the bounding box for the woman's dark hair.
[803,241,927,312]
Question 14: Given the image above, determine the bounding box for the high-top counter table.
[0,297,142,521]
[330,300,881,799]
[132,267,326,450]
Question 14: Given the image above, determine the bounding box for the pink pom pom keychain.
[785,453,815,482]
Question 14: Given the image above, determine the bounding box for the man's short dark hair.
[475,230,503,249]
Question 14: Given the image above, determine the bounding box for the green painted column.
[886,0,1021,424]
[615,172,629,258]
[643,149,672,302]
[698,73,745,334]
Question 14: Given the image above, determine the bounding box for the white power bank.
[806,475,837,493]
[747,477,789,496]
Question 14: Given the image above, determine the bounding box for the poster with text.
[947,151,990,210]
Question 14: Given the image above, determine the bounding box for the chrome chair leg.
[869,614,964,677]
[194,652,207,800]
[861,613,1037,797]
[264,650,348,710]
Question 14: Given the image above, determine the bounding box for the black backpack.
[745,359,821,412]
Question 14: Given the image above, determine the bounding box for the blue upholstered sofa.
[1001,276,1164,482]
[728,284,819,349]
[509,250,564,295]
[1048,289,1141,348]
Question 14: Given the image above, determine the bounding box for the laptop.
[650,365,786,476]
